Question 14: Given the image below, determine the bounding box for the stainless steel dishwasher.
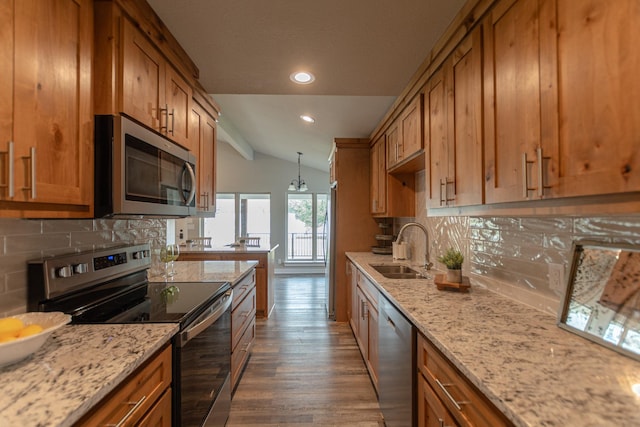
[379,295,414,427]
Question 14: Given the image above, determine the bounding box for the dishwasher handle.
[178,290,232,347]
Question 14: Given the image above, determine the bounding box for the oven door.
[174,289,232,427]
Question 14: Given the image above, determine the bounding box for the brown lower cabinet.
[75,345,172,427]
[417,334,512,427]
[231,268,257,391]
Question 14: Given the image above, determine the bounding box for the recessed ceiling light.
[290,71,315,85]
[300,115,315,123]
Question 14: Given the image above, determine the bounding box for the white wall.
[177,141,331,267]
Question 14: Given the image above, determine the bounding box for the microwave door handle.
[181,162,197,205]
[178,291,232,347]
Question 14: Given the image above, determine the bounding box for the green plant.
[437,248,464,270]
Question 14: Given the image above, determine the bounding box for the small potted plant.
[438,248,464,283]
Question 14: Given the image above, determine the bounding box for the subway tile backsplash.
[0,218,166,316]
[399,171,640,316]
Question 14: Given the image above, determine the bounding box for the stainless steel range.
[27,243,232,427]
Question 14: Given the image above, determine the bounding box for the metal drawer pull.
[386,316,396,332]
[0,141,14,197]
[435,379,463,411]
[106,395,146,427]
[536,147,552,197]
[521,152,536,198]
[22,147,36,199]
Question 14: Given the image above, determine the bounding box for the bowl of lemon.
[0,312,71,368]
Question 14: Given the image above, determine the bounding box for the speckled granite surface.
[0,323,177,427]
[347,252,640,427]
[149,260,258,283]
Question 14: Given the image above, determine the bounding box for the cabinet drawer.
[76,345,172,427]
[231,317,255,389]
[417,334,510,427]
[356,269,379,306]
[137,387,172,427]
[232,286,256,350]
[232,269,256,309]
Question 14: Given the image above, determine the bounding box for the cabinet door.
[483,0,543,203]
[425,68,448,209]
[370,136,386,215]
[401,95,423,158]
[356,287,368,357]
[418,374,459,427]
[386,121,401,168]
[122,18,164,132]
[545,0,640,197]
[165,65,192,148]
[366,299,379,390]
[0,0,12,201]
[448,26,483,207]
[199,111,216,212]
[12,0,93,207]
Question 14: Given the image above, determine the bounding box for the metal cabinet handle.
[435,379,462,411]
[537,147,552,197]
[169,108,175,135]
[0,141,14,197]
[522,152,536,198]
[438,419,454,427]
[445,178,455,205]
[386,315,396,332]
[439,178,446,206]
[160,103,169,133]
[105,395,147,427]
[22,147,36,199]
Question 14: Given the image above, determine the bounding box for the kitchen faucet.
[395,222,433,270]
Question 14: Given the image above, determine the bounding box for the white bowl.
[0,312,71,368]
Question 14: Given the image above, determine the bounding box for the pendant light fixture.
[288,152,308,192]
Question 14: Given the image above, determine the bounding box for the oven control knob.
[56,265,73,278]
[133,250,146,260]
[73,263,89,275]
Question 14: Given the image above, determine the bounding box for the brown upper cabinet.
[191,94,218,214]
[425,26,483,209]
[370,136,387,215]
[484,0,640,203]
[94,1,195,150]
[0,0,93,218]
[387,94,424,172]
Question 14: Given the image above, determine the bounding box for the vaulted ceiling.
[147,0,467,171]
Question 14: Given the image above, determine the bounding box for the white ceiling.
[147,0,467,171]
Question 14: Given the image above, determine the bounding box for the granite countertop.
[0,323,177,427]
[149,260,258,284]
[179,244,279,254]
[346,252,640,427]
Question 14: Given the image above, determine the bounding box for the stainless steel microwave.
[94,115,196,217]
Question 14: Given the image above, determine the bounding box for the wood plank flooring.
[227,275,384,426]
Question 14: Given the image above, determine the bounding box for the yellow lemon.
[18,324,44,338]
[0,317,24,340]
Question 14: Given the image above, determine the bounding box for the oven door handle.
[178,290,232,347]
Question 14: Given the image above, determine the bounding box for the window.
[204,193,270,247]
[286,193,327,262]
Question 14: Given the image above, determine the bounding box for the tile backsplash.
[398,171,640,315]
[0,218,166,316]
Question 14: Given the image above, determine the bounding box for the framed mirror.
[559,240,640,361]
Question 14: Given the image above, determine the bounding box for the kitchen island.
[0,323,177,427]
[347,252,640,427]
[178,245,278,317]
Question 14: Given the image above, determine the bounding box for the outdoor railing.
[287,232,326,261]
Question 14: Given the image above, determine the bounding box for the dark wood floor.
[227,275,384,426]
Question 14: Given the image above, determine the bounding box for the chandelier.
[288,152,308,192]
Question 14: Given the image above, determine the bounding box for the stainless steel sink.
[370,264,425,279]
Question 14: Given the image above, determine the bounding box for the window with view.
[286,193,327,262]
[203,193,270,248]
